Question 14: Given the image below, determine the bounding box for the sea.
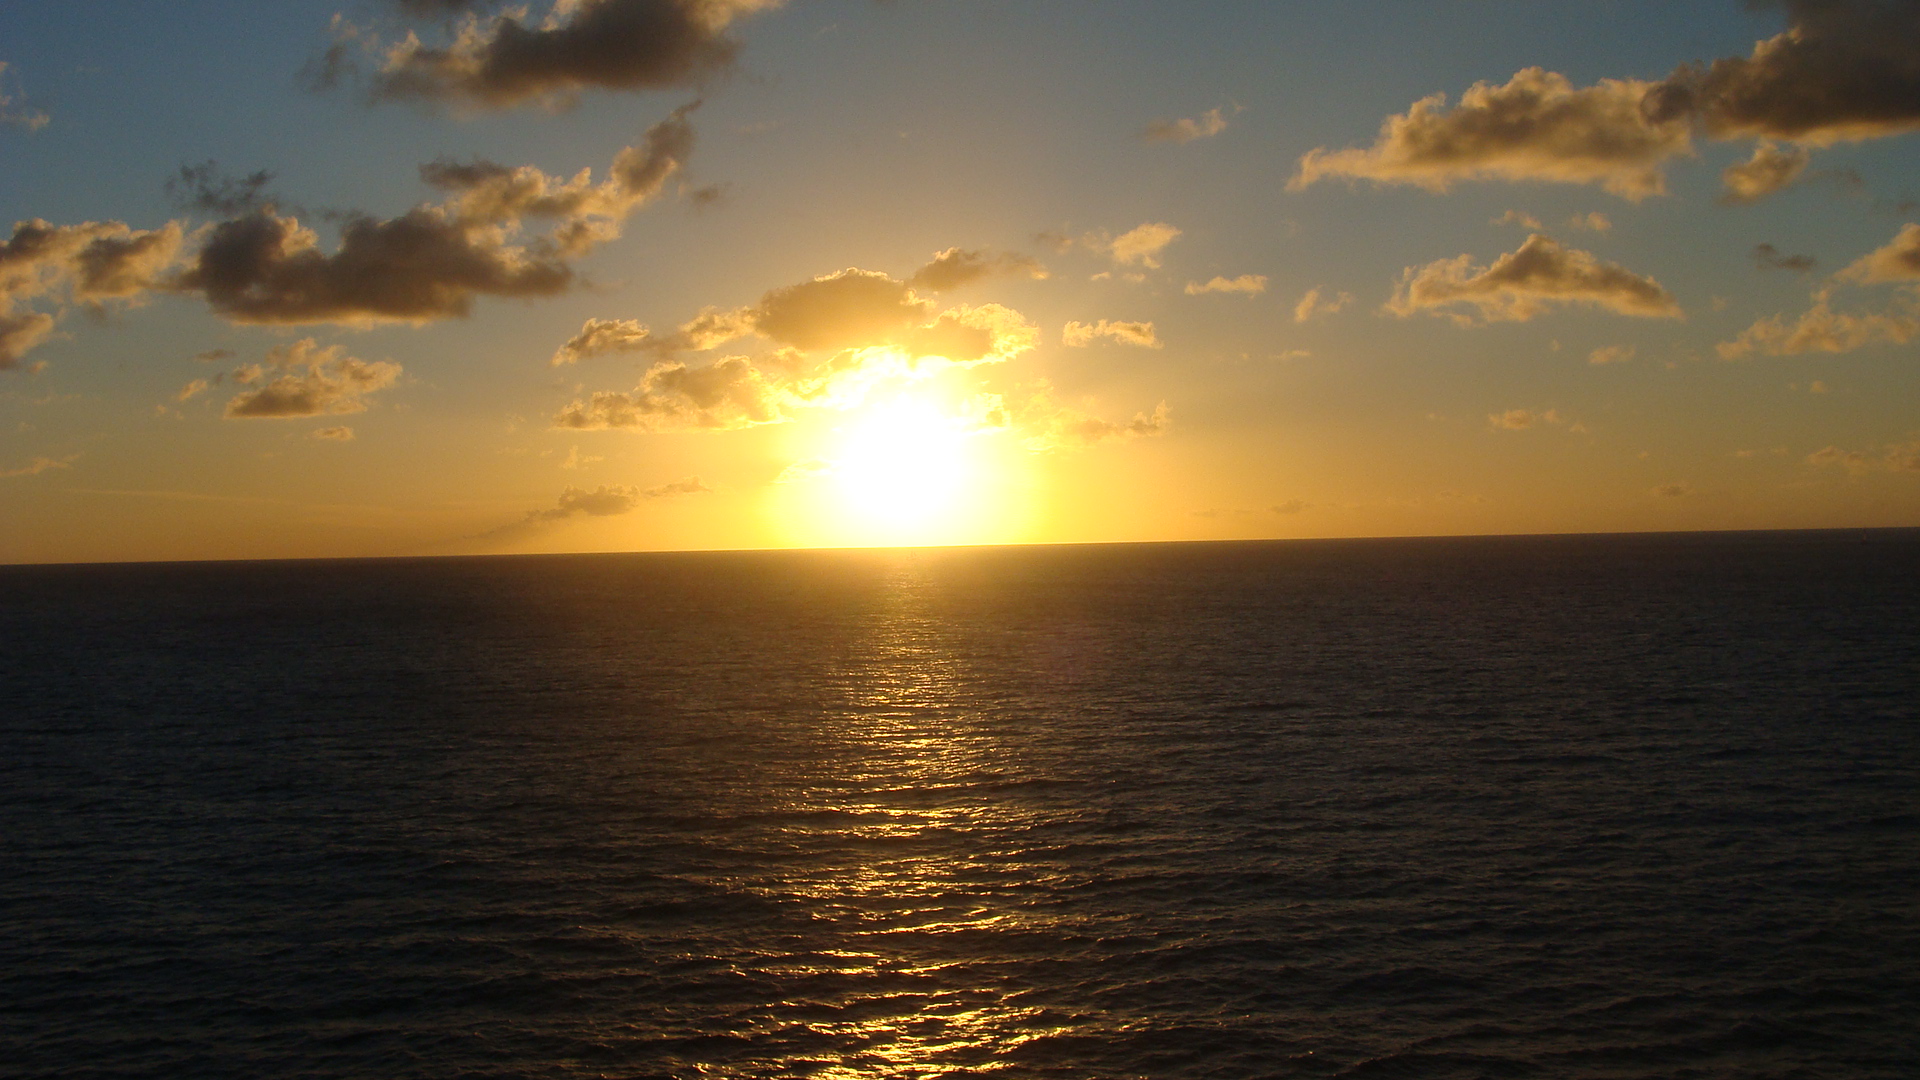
[2,530,1916,1079]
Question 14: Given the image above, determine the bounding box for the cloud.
[0,453,75,478]
[0,62,50,132]
[1717,288,1919,357]
[1270,499,1311,515]
[0,312,55,371]
[174,378,211,402]
[166,162,280,217]
[311,426,356,441]
[1645,0,1920,146]
[190,348,236,364]
[420,102,695,251]
[173,207,572,326]
[1587,344,1635,365]
[165,115,689,328]
[1652,481,1698,498]
[1016,391,1169,451]
[553,355,785,430]
[1,218,187,368]
[552,317,652,365]
[749,267,932,352]
[907,247,1047,292]
[1143,106,1228,144]
[1106,222,1181,268]
[1291,68,1693,200]
[553,265,1042,431]
[1293,286,1354,323]
[1719,141,1811,204]
[223,339,402,418]
[1570,212,1611,232]
[1388,233,1682,324]
[493,476,711,540]
[1185,274,1267,296]
[1488,407,1567,430]
[1754,242,1816,273]
[1840,222,1920,282]
[1808,438,1920,474]
[1493,210,1544,229]
[1061,319,1160,348]
[366,0,777,110]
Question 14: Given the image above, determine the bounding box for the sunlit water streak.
[3,532,1917,1078]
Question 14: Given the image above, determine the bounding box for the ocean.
[2,531,1916,1079]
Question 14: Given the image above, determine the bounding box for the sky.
[3,0,1919,564]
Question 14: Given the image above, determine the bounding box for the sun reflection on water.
[712,556,1079,1077]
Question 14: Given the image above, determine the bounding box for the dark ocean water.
[2,531,1917,1079]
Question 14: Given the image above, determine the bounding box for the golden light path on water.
[727,559,1082,1076]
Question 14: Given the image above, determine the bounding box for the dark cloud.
[1647,0,1920,146]
[1291,68,1692,200]
[173,208,572,326]
[370,0,775,111]
[222,339,401,417]
[1389,233,1683,323]
[907,247,1047,292]
[1754,242,1816,273]
[166,161,279,217]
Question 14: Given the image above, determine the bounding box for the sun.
[825,394,981,541]
[764,386,1033,548]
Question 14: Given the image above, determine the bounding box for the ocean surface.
[3,531,1917,1079]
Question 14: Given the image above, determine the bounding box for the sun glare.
[766,388,1036,549]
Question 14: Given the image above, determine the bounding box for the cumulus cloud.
[749,268,932,352]
[1717,289,1919,357]
[1291,68,1693,200]
[907,247,1047,292]
[1755,242,1816,273]
[169,116,688,327]
[1840,222,1920,282]
[1721,142,1811,203]
[1388,233,1682,324]
[1293,286,1354,323]
[1061,319,1160,348]
[365,0,777,111]
[552,265,1042,432]
[1185,274,1267,296]
[1645,0,1920,146]
[1143,106,1228,144]
[1494,210,1545,230]
[223,339,402,418]
[0,62,50,132]
[0,218,187,369]
[552,317,652,365]
[1587,344,1635,365]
